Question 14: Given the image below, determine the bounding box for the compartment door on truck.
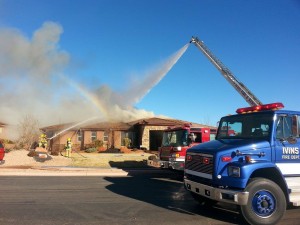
[274,114,300,175]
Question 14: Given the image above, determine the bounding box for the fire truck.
[0,140,5,164]
[184,37,300,225]
[158,124,216,170]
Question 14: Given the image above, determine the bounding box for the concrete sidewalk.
[0,166,167,177]
[0,166,128,176]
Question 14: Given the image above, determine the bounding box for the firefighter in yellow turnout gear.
[65,138,72,158]
[39,134,48,149]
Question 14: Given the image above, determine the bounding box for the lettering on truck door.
[275,114,300,175]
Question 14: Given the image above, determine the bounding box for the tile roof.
[128,117,215,128]
[41,117,216,131]
[81,122,131,131]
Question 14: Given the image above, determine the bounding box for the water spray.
[48,116,99,140]
[124,42,190,105]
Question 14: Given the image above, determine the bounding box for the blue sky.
[0,0,300,126]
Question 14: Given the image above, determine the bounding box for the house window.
[77,130,82,142]
[91,131,97,142]
[103,131,108,142]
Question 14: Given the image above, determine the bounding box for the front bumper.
[184,179,249,205]
[169,156,185,170]
[147,158,170,168]
[169,160,185,170]
[147,157,185,170]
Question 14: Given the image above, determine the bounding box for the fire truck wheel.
[240,178,286,225]
[190,192,216,207]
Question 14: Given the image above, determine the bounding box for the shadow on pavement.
[109,160,149,168]
[104,162,247,225]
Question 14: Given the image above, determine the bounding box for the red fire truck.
[0,140,5,164]
[158,124,217,171]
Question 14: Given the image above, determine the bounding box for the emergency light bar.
[236,102,284,114]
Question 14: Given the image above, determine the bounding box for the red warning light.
[221,156,232,162]
[186,155,192,161]
[203,157,210,164]
[236,102,284,114]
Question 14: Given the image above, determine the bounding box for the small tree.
[92,139,104,148]
[123,137,132,148]
[16,114,41,150]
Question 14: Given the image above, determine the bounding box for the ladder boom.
[190,36,262,106]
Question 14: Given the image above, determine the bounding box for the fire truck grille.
[160,148,170,160]
[185,154,213,175]
[185,173,212,186]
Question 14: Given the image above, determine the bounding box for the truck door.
[275,115,300,175]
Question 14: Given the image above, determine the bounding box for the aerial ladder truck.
[185,37,300,225]
[152,36,262,172]
[190,36,262,106]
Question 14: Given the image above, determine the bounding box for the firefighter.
[65,138,72,158]
[188,133,196,144]
[38,133,48,149]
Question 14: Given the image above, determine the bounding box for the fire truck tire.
[191,192,216,207]
[240,178,286,225]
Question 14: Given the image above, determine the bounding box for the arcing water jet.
[48,116,99,140]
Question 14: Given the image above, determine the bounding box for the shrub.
[1,139,14,145]
[5,148,12,153]
[93,139,104,148]
[84,139,103,151]
[123,137,132,148]
[27,150,38,157]
[85,147,97,153]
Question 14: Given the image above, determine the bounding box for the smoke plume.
[0,22,188,139]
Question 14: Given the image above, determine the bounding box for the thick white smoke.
[0,22,69,80]
[0,21,188,139]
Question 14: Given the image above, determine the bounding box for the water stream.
[48,116,99,140]
[49,42,190,140]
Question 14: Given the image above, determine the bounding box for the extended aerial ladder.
[190,36,262,106]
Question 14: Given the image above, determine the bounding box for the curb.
[0,167,128,177]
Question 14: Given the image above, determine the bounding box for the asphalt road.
[0,171,299,225]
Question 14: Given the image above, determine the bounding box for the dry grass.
[1,149,154,168]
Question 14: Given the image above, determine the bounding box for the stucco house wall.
[41,117,216,154]
[0,123,8,140]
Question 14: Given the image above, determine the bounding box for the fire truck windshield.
[162,129,189,147]
[217,113,274,140]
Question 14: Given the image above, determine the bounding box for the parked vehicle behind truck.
[158,124,216,171]
[0,140,5,164]
[184,102,300,225]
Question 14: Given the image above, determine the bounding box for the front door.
[275,114,300,176]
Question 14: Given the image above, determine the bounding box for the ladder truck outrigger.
[184,36,300,225]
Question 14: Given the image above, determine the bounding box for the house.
[0,122,8,140]
[41,117,216,154]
